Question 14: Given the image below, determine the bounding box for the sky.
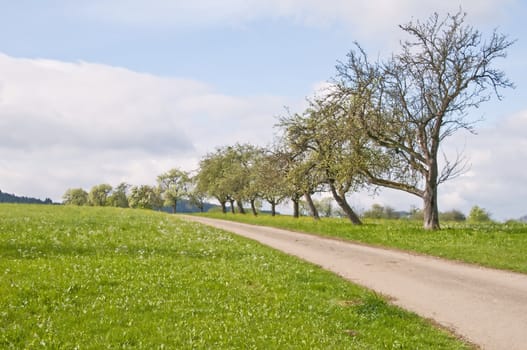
[1,0,526,221]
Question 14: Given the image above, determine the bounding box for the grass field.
[0,204,470,349]
[198,212,527,274]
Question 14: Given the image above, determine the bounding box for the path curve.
[181,215,527,350]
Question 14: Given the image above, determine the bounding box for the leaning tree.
[277,119,327,220]
[335,10,514,229]
[279,97,366,225]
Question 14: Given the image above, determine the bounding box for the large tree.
[280,98,366,225]
[335,10,513,229]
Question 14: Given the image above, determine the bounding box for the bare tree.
[335,10,514,229]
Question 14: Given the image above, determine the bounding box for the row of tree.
[63,11,511,230]
[63,169,206,212]
[62,178,492,223]
[194,10,513,230]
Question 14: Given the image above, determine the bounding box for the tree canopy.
[157,168,191,213]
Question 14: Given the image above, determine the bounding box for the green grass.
[198,212,527,274]
[0,204,470,349]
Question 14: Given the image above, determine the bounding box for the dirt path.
[181,216,527,350]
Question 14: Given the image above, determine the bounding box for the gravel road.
[181,215,527,350]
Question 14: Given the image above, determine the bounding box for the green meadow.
[0,204,469,349]
[199,213,527,274]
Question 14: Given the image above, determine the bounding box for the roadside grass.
[198,212,527,274]
[0,204,470,349]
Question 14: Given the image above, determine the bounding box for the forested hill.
[0,190,53,204]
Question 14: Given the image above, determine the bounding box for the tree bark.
[328,181,362,225]
[292,197,300,218]
[423,161,440,230]
[229,199,235,214]
[172,199,177,214]
[237,200,246,214]
[271,202,276,216]
[250,199,258,216]
[219,200,227,214]
[304,192,320,220]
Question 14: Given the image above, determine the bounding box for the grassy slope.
[0,204,469,349]
[198,212,527,274]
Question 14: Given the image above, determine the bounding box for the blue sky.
[1,0,526,220]
[0,1,351,95]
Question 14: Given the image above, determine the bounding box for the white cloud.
[437,111,527,220]
[0,53,288,201]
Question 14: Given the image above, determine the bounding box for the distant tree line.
[62,168,213,213]
[0,190,53,205]
[361,204,492,223]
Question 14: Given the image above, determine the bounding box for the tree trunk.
[229,199,235,214]
[292,197,300,218]
[304,192,320,220]
[237,200,246,214]
[271,201,276,216]
[423,163,440,230]
[219,200,227,214]
[328,181,362,225]
[250,199,258,216]
[172,199,177,214]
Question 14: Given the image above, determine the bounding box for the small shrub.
[440,209,466,222]
[363,204,400,219]
[468,206,492,223]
